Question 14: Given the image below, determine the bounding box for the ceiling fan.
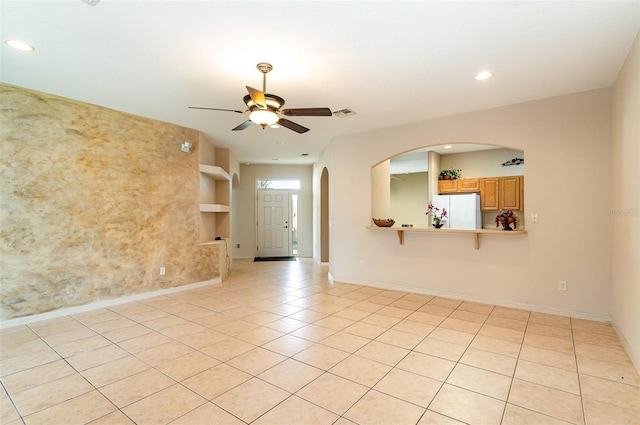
[189,63,332,134]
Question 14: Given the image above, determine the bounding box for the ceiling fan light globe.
[5,39,34,51]
[249,110,279,126]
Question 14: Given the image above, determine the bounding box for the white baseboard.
[331,276,611,323]
[611,320,640,375]
[0,278,221,329]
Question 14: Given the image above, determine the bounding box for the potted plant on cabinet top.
[439,169,462,180]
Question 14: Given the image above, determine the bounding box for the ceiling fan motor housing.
[242,94,285,111]
[243,94,284,127]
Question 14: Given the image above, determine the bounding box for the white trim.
[0,278,221,329]
[612,320,640,374]
[331,275,611,323]
[328,271,334,282]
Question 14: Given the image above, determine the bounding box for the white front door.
[257,189,290,257]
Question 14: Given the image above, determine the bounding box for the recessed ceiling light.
[444,145,452,149]
[5,39,35,52]
[475,71,492,81]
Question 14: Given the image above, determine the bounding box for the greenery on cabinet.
[439,169,462,180]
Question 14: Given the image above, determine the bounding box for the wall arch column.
[320,167,329,263]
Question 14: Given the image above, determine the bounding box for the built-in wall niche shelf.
[199,164,231,214]
[198,158,231,244]
[199,239,226,246]
[200,204,230,213]
[367,226,527,250]
[199,164,230,181]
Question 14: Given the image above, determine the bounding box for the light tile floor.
[1,259,639,425]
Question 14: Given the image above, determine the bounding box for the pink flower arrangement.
[426,203,447,227]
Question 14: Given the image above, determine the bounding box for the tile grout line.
[0,379,27,425]
[572,316,588,425]
[499,309,530,425]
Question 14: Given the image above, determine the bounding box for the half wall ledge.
[366,226,527,250]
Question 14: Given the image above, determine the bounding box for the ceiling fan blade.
[232,120,253,131]
[246,86,267,109]
[189,106,246,113]
[278,118,310,134]
[281,108,332,117]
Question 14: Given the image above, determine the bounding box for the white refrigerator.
[431,193,482,229]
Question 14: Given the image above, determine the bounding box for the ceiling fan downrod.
[256,62,273,92]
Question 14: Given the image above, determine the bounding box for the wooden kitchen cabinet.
[481,175,523,211]
[438,179,459,193]
[443,175,523,211]
[480,178,499,210]
[438,178,480,194]
[458,178,480,192]
[499,176,521,210]
[520,175,525,210]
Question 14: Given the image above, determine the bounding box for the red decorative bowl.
[372,218,395,227]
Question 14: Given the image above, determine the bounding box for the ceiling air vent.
[333,109,357,118]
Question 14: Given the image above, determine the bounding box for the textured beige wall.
[0,84,219,320]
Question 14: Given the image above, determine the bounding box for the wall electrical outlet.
[558,281,567,291]
[160,267,166,276]
[531,213,539,223]
[359,260,365,268]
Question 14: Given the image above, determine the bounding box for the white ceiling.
[1,1,638,165]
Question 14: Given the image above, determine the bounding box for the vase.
[498,217,515,230]
[433,223,444,229]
